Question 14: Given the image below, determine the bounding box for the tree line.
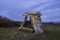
[0,16,21,27]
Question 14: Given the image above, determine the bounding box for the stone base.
[18,27,34,33]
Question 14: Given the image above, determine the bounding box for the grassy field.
[0,24,60,40]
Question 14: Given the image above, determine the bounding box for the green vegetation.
[0,27,60,40]
[46,31,60,40]
[0,27,17,39]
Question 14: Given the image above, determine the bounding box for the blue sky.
[0,0,60,22]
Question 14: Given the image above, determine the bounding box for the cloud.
[0,0,60,22]
[0,10,8,17]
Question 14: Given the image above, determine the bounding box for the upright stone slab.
[30,12,44,33]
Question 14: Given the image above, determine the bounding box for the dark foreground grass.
[0,27,16,39]
[0,27,60,40]
[46,31,60,40]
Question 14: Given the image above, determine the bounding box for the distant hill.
[0,16,21,27]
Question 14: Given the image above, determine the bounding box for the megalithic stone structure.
[18,12,44,33]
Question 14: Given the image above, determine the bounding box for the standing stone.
[30,13,44,33]
[18,12,44,33]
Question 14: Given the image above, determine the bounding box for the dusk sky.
[0,0,60,22]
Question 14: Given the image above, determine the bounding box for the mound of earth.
[8,29,47,40]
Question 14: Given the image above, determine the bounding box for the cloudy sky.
[0,0,60,22]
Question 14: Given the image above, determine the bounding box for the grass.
[46,30,60,40]
[0,27,16,39]
[0,27,10,38]
[0,27,60,40]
